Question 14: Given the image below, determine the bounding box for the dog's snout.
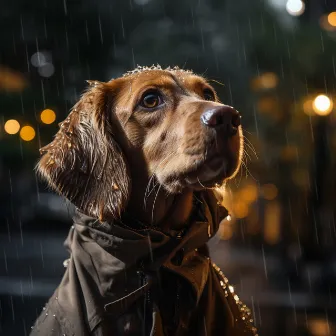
[200,105,241,135]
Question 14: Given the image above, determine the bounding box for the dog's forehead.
[120,69,210,91]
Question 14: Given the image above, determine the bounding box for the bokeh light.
[264,202,281,244]
[20,126,36,141]
[262,184,278,200]
[4,119,20,134]
[232,201,249,219]
[285,0,305,16]
[251,72,278,91]
[303,99,315,116]
[0,67,27,92]
[40,109,56,124]
[312,94,333,116]
[319,15,336,32]
[38,63,55,78]
[240,184,258,203]
[328,12,336,27]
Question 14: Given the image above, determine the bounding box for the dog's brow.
[167,72,190,94]
[136,75,182,93]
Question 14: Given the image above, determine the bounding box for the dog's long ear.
[37,80,131,221]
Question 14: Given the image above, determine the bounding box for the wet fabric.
[30,192,258,335]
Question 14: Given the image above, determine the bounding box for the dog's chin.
[161,157,238,193]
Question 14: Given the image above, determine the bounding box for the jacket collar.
[62,191,228,330]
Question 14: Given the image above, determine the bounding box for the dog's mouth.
[183,154,230,189]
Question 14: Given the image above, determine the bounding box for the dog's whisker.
[243,140,257,156]
[144,180,160,209]
[143,152,175,209]
[241,158,257,181]
[242,149,252,162]
[242,134,258,158]
[242,129,253,135]
[151,183,162,225]
[235,160,244,187]
[197,176,207,189]
[144,173,157,202]
[243,143,258,160]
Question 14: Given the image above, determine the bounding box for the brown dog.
[31,66,256,336]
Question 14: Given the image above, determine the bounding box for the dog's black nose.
[200,105,241,135]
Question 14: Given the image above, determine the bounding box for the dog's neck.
[125,178,194,230]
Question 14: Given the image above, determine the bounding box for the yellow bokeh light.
[251,72,278,91]
[313,94,333,116]
[320,15,336,31]
[232,201,249,219]
[0,66,27,92]
[260,72,278,89]
[328,12,336,27]
[308,319,331,336]
[264,202,281,245]
[303,99,315,116]
[262,184,278,200]
[40,109,56,124]
[240,184,258,203]
[4,119,20,134]
[20,126,35,141]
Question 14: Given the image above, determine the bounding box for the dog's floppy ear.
[37,80,131,221]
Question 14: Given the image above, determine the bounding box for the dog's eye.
[203,89,215,101]
[140,91,163,109]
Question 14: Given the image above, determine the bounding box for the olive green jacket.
[31,192,257,335]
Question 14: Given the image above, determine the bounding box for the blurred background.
[1,0,336,334]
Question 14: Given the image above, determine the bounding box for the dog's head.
[37,66,243,221]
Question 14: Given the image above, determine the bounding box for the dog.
[31,65,257,336]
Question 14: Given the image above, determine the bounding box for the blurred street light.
[286,0,305,16]
[38,64,55,78]
[31,51,51,68]
[20,126,35,141]
[328,12,336,27]
[251,72,278,91]
[320,15,336,31]
[233,201,249,219]
[40,109,56,124]
[240,184,258,203]
[264,201,281,244]
[303,98,315,116]
[0,66,27,92]
[4,119,20,135]
[313,94,333,116]
[262,184,278,200]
